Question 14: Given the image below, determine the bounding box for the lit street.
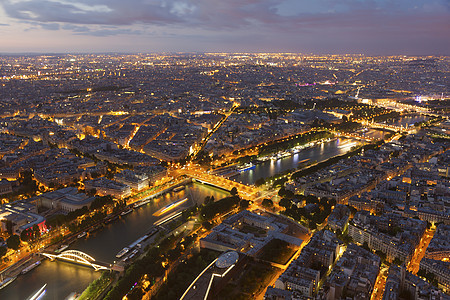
[407,227,436,275]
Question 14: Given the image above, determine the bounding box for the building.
[84,177,131,199]
[200,210,302,256]
[327,204,350,233]
[383,264,449,300]
[420,258,450,291]
[322,243,380,300]
[425,224,450,261]
[37,187,97,212]
[0,179,13,195]
[274,230,343,298]
[348,210,426,262]
[264,287,293,300]
[114,169,149,191]
[0,201,46,235]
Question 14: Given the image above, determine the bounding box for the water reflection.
[0,183,229,299]
[1,259,99,300]
[235,138,363,185]
[385,115,428,127]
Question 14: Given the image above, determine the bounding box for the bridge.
[183,168,260,200]
[333,131,375,142]
[41,250,111,271]
[359,120,414,133]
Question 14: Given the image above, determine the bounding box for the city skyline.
[0,51,448,298]
[1,0,450,55]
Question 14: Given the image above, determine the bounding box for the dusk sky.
[1,0,449,55]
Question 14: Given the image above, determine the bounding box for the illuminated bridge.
[184,169,260,200]
[360,120,414,132]
[41,250,111,271]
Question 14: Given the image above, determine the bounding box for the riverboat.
[56,244,69,253]
[120,208,133,216]
[173,185,186,192]
[134,201,146,208]
[270,151,291,161]
[128,249,139,260]
[116,247,130,258]
[0,276,16,290]
[20,260,41,275]
[153,197,189,216]
[27,283,47,300]
[237,163,256,172]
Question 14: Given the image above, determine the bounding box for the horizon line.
[0,51,448,57]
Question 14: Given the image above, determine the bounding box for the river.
[384,114,429,127]
[1,136,370,298]
[233,137,364,185]
[0,183,229,300]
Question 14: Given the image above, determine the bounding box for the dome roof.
[215,251,239,269]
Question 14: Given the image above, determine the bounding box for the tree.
[375,250,387,261]
[240,200,250,209]
[309,222,317,230]
[255,178,265,187]
[202,221,213,231]
[7,235,21,250]
[204,196,215,205]
[0,246,7,258]
[279,198,292,209]
[90,171,100,179]
[201,196,240,220]
[20,229,31,242]
[362,242,370,252]
[305,195,319,205]
[32,224,40,234]
[284,189,294,199]
[262,198,273,208]
[230,187,238,196]
[19,170,34,185]
[5,220,13,235]
[278,186,287,197]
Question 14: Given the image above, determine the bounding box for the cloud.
[40,22,60,30]
[0,0,449,55]
[1,0,448,31]
[61,24,143,36]
[1,0,183,26]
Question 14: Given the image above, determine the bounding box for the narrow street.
[371,264,389,300]
[407,227,436,274]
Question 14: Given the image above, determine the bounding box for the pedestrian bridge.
[41,250,111,271]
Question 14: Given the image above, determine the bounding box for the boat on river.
[0,276,16,290]
[173,185,185,192]
[55,244,69,253]
[27,283,47,300]
[21,260,41,275]
[153,197,189,216]
[116,247,130,258]
[120,208,133,216]
[269,151,291,161]
[237,163,256,172]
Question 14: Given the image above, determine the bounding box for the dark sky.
[1,0,449,54]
